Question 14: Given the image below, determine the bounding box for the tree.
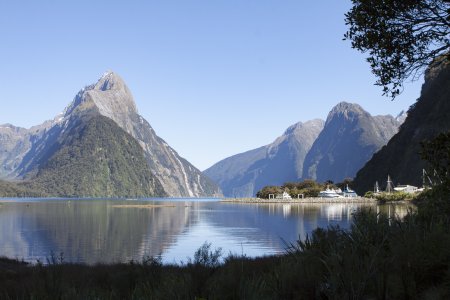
[344,0,450,99]
[336,178,354,190]
[416,131,450,219]
[297,179,321,190]
[256,186,282,199]
[420,131,450,185]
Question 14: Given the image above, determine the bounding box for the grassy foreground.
[1,188,450,299]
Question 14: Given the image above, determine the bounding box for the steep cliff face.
[302,102,400,183]
[204,119,324,197]
[0,124,29,178]
[353,60,450,194]
[57,72,220,197]
[0,71,221,197]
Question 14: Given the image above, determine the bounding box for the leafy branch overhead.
[344,0,450,99]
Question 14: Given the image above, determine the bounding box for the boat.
[318,187,342,198]
[342,185,358,197]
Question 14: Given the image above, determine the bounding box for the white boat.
[318,188,342,198]
[343,185,358,197]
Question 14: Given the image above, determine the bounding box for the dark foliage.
[345,0,450,99]
[420,131,450,185]
[353,58,450,195]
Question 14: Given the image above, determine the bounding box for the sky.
[0,1,424,170]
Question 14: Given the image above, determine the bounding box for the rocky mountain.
[0,121,54,178]
[26,116,167,197]
[353,59,450,194]
[301,102,401,183]
[0,71,221,197]
[204,119,324,197]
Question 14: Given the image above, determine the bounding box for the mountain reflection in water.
[0,199,412,264]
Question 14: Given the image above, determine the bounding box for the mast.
[423,169,426,189]
[386,175,394,193]
[374,181,380,193]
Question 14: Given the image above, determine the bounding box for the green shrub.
[374,191,418,202]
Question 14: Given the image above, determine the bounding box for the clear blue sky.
[0,1,423,170]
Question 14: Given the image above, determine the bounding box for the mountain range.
[205,102,402,197]
[302,102,401,183]
[204,119,324,197]
[3,64,443,199]
[0,72,221,198]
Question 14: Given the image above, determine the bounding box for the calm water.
[0,198,411,264]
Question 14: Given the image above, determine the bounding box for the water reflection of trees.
[0,200,193,264]
[377,203,416,220]
[0,201,415,264]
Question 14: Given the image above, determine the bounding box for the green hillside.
[0,180,45,197]
[20,116,166,198]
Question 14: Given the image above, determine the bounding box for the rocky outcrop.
[204,119,324,197]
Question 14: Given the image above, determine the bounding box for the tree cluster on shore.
[365,190,418,202]
[0,180,48,198]
[256,178,353,199]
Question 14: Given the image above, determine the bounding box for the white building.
[394,185,418,193]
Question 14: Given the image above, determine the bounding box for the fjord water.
[0,199,410,264]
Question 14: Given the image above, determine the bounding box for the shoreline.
[220,197,377,204]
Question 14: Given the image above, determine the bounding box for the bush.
[374,191,418,202]
[191,242,222,268]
